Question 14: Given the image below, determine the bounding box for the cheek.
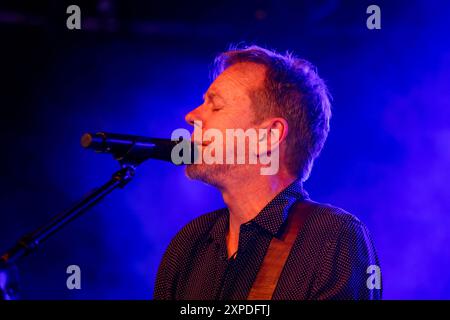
[200,106,256,140]
[218,108,255,129]
[203,114,234,132]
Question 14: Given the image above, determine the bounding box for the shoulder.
[153,208,226,299]
[298,201,382,299]
[302,200,366,234]
[170,208,225,247]
[160,208,226,265]
[299,200,377,252]
[278,200,381,299]
[300,200,379,260]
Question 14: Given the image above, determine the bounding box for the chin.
[185,164,228,188]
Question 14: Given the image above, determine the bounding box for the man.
[154,45,382,300]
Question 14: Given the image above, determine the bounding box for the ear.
[257,117,289,156]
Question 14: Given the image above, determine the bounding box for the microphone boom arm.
[0,132,178,299]
[0,165,135,270]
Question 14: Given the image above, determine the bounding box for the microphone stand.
[0,163,136,300]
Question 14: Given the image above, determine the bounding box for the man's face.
[184,62,266,187]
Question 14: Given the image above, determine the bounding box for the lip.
[202,141,212,147]
[192,139,212,147]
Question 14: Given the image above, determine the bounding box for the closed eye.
[211,105,224,112]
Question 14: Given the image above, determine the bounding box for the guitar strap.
[247,200,316,300]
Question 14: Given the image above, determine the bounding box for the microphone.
[81,132,192,165]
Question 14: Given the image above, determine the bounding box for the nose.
[185,105,201,126]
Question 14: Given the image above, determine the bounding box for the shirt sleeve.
[154,223,196,300]
[153,238,179,300]
[310,219,382,300]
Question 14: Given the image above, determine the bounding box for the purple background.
[0,0,449,299]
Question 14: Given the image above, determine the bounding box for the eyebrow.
[203,91,225,103]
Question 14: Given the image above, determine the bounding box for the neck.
[220,172,297,236]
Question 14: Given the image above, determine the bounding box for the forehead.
[208,62,266,96]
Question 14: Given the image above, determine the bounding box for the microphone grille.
[80,133,94,148]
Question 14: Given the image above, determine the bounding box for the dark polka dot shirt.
[154,180,382,300]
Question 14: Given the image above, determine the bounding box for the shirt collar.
[208,208,229,244]
[207,179,308,243]
[250,179,308,237]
